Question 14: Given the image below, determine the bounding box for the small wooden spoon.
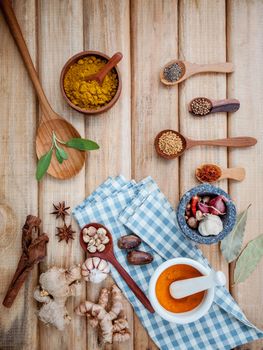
[80,223,154,313]
[195,163,246,183]
[160,60,234,85]
[189,97,240,116]
[0,0,85,180]
[85,52,123,85]
[155,130,257,159]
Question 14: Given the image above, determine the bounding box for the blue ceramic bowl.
[177,184,236,244]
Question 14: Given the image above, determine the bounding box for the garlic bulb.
[198,214,223,236]
[81,257,110,284]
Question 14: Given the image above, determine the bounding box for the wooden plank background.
[0,0,262,349]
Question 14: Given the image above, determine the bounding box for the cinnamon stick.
[2,215,49,308]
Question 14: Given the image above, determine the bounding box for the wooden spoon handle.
[189,137,257,148]
[194,62,234,74]
[107,254,154,313]
[211,99,240,113]
[220,167,246,181]
[96,52,123,82]
[0,0,53,117]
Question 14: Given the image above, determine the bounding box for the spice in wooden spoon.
[196,164,246,183]
[189,97,240,116]
[160,60,234,85]
[155,129,257,159]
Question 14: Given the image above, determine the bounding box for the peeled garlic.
[97,244,106,252]
[83,235,90,243]
[87,245,97,253]
[198,214,223,236]
[81,257,110,283]
[87,226,97,237]
[97,227,107,236]
[101,236,110,244]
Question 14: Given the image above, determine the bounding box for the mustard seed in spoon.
[190,98,212,116]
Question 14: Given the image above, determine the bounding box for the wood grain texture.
[0,0,263,349]
[227,0,263,348]
[83,1,132,350]
[131,1,179,349]
[0,1,38,349]
[178,0,229,277]
[37,1,86,349]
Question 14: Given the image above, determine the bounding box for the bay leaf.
[36,148,53,181]
[66,138,99,151]
[234,234,263,284]
[55,149,64,164]
[220,204,251,263]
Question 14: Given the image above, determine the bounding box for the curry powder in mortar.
[156,264,205,313]
[64,56,118,110]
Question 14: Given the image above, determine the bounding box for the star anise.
[56,223,75,243]
[51,201,70,220]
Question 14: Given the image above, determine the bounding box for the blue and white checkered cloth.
[73,175,263,350]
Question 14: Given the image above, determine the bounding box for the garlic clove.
[101,236,110,244]
[97,259,108,271]
[97,228,107,236]
[85,258,94,271]
[81,268,90,277]
[83,235,91,243]
[97,244,106,252]
[87,245,97,253]
[89,269,107,284]
[92,257,101,268]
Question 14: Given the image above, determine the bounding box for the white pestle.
[169,271,226,299]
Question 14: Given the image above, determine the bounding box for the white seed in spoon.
[83,235,90,243]
[101,236,110,244]
[95,238,101,246]
[87,245,97,253]
[87,226,97,237]
[97,228,107,236]
[97,244,106,252]
[88,238,96,246]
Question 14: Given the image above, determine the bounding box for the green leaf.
[36,148,53,181]
[56,149,64,164]
[234,234,263,284]
[56,145,68,160]
[66,138,99,151]
[220,205,251,263]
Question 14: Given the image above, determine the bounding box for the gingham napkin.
[73,175,263,350]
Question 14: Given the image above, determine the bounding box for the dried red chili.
[196,164,222,183]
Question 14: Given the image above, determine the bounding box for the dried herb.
[234,234,263,284]
[51,201,70,220]
[56,223,75,243]
[221,205,251,263]
[3,215,49,308]
[36,131,99,181]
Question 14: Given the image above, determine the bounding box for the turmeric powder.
[63,56,118,110]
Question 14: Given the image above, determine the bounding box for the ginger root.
[34,265,81,331]
[75,284,130,344]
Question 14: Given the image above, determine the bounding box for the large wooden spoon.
[195,163,246,183]
[85,52,123,85]
[0,0,85,180]
[160,60,234,85]
[80,223,154,313]
[155,130,257,159]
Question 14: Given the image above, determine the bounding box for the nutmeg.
[118,235,141,250]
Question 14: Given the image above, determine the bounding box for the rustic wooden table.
[1,1,262,349]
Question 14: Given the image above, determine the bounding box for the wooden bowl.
[60,51,122,115]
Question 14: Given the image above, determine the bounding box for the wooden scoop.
[195,163,246,183]
[189,97,240,116]
[160,60,234,85]
[85,52,123,85]
[80,223,155,313]
[0,0,85,180]
[155,129,257,159]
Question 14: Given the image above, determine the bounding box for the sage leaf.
[56,149,64,164]
[56,145,68,160]
[66,138,99,151]
[234,234,263,284]
[36,148,53,181]
[220,204,251,263]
